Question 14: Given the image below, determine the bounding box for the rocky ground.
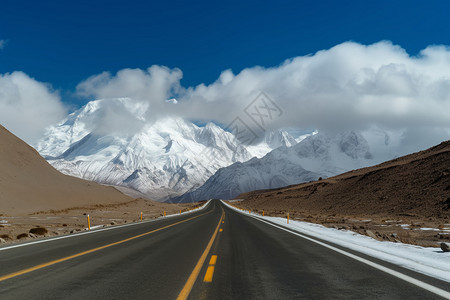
[0,198,201,245]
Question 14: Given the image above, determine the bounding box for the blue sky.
[2,1,450,106]
[2,0,450,151]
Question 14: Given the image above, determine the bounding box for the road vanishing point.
[0,200,449,299]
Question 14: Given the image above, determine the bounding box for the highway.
[0,200,449,299]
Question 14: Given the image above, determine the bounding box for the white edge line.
[221,200,450,299]
[0,200,211,252]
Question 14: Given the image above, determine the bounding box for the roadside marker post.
[140,212,143,221]
[164,211,166,217]
[263,210,264,216]
[87,214,91,231]
[287,213,289,224]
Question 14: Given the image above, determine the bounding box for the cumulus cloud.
[3,41,448,154]
[77,66,182,104]
[181,42,450,132]
[76,41,450,153]
[76,65,184,125]
[0,72,66,144]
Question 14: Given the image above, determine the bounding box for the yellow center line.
[177,209,224,300]
[203,266,215,283]
[209,255,217,265]
[203,254,218,282]
[0,211,210,283]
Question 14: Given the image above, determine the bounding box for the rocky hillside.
[238,140,450,218]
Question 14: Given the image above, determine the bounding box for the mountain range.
[171,130,397,202]
[37,98,296,201]
[35,97,412,203]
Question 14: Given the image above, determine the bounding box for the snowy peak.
[197,122,229,147]
[291,131,372,161]
[264,129,297,149]
[36,98,280,201]
[37,98,144,158]
[173,130,393,202]
[246,129,297,158]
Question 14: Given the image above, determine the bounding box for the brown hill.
[238,140,450,218]
[0,125,132,215]
[235,141,450,246]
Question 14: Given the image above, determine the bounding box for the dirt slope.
[0,125,132,215]
[236,140,450,246]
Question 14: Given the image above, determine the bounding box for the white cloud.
[76,65,184,125]
[77,41,450,153]
[0,40,6,49]
[180,42,450,131]
[3,41,448,154]
[77,66,182,104]
[0,72,66,144]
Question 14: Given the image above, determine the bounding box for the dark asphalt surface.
[0,200,448,299]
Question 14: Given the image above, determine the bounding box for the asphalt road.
[0,200,448,299]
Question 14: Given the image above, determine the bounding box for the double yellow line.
[0,211,209,283]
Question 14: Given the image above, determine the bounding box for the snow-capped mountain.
[172,131,395,202]
[37,98,296,201]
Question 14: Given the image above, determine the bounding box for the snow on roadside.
[82,200,211,231]
[222,200,450,282]
[161,200,211,219]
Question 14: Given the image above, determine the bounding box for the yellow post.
[164,211,166,217]
[263,210,264,216]
[180,209,181,214]
[287,213,289,224]
[140,212,143,221]
[87,214,91,231]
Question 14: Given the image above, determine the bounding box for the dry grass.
[29,227,48,236]
[16,233,29,239]
[0,234,11,240]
